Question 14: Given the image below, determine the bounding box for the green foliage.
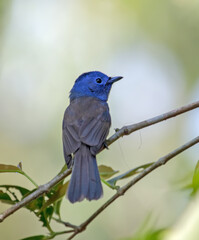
[107,163,154,187]
[0,184,30,196]
[20,235,48,240]
[0,164,70,238]
[54,199,62,219]
[38,206,54,228]
[192,160,199,195]
[0,163,23,173]
[179,160,199,196]
[99,164,119,179]
[38,181,69,213]
[0,163,38,187]
[0,161,156,239]
[0,190,14,204]
[4,159,198,239]
[99,163,153,190]
[0,185,30,205]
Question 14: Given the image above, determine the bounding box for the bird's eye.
[96,78,102,84]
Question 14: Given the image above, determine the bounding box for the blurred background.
[0,0,199,239]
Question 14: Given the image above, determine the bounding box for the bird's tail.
[67,144,103,203]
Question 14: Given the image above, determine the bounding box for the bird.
[62,71,122,203]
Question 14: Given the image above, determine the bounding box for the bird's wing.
[79,98,111,147]
[62,97,111,155]
[62,104,81,156]
[80,110,111,146]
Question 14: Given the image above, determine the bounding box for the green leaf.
[0,190,16,205]
[39,211,48,227]
[0,185,31,205]
[39,181,69,212]
[38,206,54,227]
[192,160,199,195]
[54,199,63,218]
[26,196,44,211]
[101,178,119,190]
[20,235,47,240]
[99,165,119,179]
[0,163,38,187]
[108,163,154,186]
[46,206,54,221]
[0,185,30,197]
[0,164,23,174]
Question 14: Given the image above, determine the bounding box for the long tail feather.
[67,144,103,203]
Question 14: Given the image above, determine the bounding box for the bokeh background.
[0,0,199,239]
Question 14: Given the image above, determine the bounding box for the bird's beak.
[108,76,123,84]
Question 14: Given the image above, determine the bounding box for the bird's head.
[70,71,123,102]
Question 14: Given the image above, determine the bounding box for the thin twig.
[67,136,199,240]
[0,101,198,223]
[47,230,75,240]
[52,217,79,230]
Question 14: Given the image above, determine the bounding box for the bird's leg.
[103,141,109,150]
[65,154,73,169]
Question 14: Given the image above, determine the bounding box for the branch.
[67,136,199,240]
[0,100,198,223]
[106,100,199,146]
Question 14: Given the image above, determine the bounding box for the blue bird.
[62,71,122,203]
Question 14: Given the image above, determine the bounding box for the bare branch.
[67,136,199,240]
[0,100,198,224]
[106,100,199,146]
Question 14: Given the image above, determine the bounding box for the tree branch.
[0,100,198,223]
[106,100,199,146]
[67,136,199,240]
